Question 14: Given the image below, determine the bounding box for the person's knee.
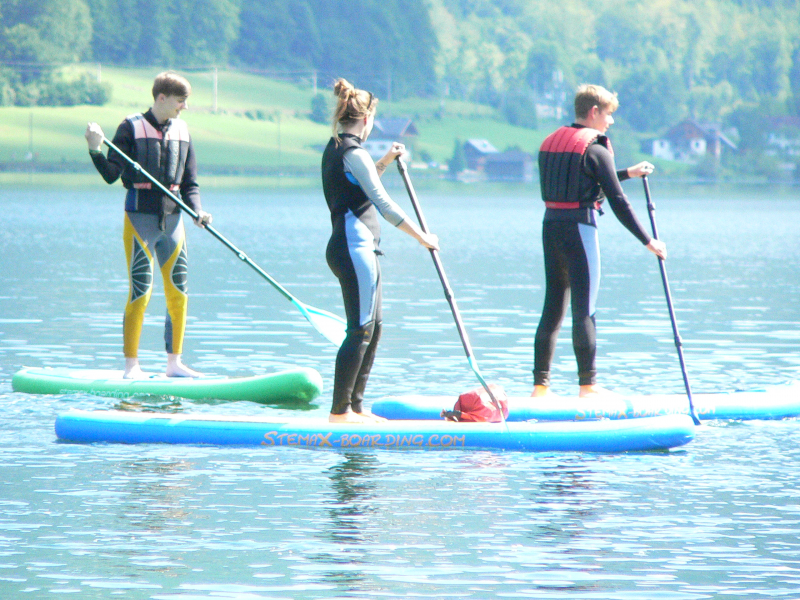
[348,320,378,343]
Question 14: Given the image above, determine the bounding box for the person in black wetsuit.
[84,71,212,379]
[532,84,667,398]
[322,78,439,423]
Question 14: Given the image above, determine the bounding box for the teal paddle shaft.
[101,136,346,347]
[643,176,701,425]
[397,158,507,427]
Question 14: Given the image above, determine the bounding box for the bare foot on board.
[123,358,149,379]
[166,354,203,378]
[356,410,387,423]
[329,411,369,423]
[531,385,552,398]
[578,384,619,398]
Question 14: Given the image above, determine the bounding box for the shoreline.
[1,169,797,191]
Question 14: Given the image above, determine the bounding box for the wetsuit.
[89,109,202,358]
[322,133,410,415]
[534,125,651,387]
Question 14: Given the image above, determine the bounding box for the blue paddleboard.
[372,381,800,422]
[54,410,695,452]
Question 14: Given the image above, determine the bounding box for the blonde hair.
[574,84,619,119]
[331,78,377,141]
[152,71,192,100]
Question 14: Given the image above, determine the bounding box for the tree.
[85,0,142,64]
[310,93,328,124]
[233,0,321,70]
[0,0,93,80]
[0,0,109,106]
[447,138,465,176]
[172,0,240,65]
[790,46,800,116]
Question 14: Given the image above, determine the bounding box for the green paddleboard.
[12,366,323,404]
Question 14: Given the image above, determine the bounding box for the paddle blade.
[293,301,347,346]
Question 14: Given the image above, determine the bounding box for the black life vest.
[321,133,381,248]
[125,113,190,193]
[538,126,613,209]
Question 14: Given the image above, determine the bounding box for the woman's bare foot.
[356,410,387,423]
[579,384,618,398]
[166,354,203,378]
[329,410,369,423]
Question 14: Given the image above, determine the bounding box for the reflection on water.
[2,185,800,598]
[314,453,380,593]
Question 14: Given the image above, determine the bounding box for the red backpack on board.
[441,384,509,422]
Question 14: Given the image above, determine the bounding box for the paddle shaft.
[100,136,346,346]
[396,159,506,424]
[643,176,701,425]
[102,136,299,303]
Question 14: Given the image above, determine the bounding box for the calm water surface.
[2,180,800,599]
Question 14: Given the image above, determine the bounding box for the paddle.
[642,176,701,425]
[101,136,347,347]
[396,158,508,427]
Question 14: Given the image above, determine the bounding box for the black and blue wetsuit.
[322,133,411,415]
[534,125,652,387]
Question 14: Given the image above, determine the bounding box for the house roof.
[464,139,499,154]
[665,119,737,150]
[371,117,418,139]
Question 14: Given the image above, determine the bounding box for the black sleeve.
[585,144,651,245]
[179,137,202,213]
[89,120,132,184]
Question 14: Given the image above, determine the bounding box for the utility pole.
[387,71,392,116]
[28,112,33,183]
[277,112,282,185]
[213,67,218,114]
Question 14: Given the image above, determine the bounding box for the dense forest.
[2,0,799,139]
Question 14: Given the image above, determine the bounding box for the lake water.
[2,180,800,599]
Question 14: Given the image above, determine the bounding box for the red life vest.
[125,113,190,193]
[538,126,613,210]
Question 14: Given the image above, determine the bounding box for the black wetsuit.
[534,125,651,387]
[322,134,410,415]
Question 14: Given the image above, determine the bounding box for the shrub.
[310,93,328,124]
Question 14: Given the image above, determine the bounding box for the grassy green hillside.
[0,65,554,175]
[1,65,670,186]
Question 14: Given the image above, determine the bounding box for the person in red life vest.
[532,84,667,398]
[84,71,212,379]
[321,78,439,423]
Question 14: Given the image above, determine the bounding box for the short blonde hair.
[152,71,192,100]
[331,78,376,141]
[574,84,619,119]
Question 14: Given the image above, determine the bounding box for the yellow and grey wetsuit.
[89,108,202,358]
[123,211,188,357]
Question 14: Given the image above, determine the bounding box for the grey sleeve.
[343,148,409,227]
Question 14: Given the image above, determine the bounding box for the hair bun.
[333,78,354,99]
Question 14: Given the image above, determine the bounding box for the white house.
[362,117,418,162]
[643,120,737,163]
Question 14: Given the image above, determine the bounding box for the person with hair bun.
[321,78,439,423]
